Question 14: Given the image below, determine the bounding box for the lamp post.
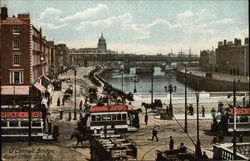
[151,65,154,104]
[195,82,202,157]
[184,65,188,133]
[233,79,237,160]
[28,85,32,146]
[164,84,177,116]
[131,75,139,93]
[73,69,77,120]
[121,68,124,92]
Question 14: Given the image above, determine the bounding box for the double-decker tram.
[88,105,136,132]
[227,107,250,133]
[1,111,44,139]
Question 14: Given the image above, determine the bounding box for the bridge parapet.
[213,143,250,160]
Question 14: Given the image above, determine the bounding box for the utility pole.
[233,79,237,160]
[184,65,188,133]
[195,82,202,157]
[28,86,32,146]
[73,69,77,120]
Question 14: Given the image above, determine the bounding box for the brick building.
[0,7,69,106]
[216,38,249,76]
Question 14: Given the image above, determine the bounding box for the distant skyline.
[3,0,249,55]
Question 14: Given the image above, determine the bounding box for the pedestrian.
[57,97,60,106]
[202,106,205,117]
[211,136,218,144]
[151,126,159,141]
[169,136,174,150]
[79,100,83,111]
[239,135,243,143]
[59,109,63,120]
[144,113,148,125]
[178,143,187,153]
[211,108,216,117]
[202,151,209,160]
[61,97,65,106]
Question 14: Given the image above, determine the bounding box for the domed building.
[97,33,107,51]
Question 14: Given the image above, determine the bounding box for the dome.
[98,33,106,44]
[97,33,107,51]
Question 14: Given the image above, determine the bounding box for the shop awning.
[34,82,46,92]
[1,85,30,95]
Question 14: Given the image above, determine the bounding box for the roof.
[1,17,28,25]
[90,105,133,113]
[1,85,29,95]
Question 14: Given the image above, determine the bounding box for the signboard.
[227,108,250,115]
[1,112,42,118]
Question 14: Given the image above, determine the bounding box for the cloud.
[60,4,108,22]
[38,22,68,29]
[39,8,62,20]
[177,11,193,18]
[210,18,234,25]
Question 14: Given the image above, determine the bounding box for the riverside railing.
[134,92,248,100]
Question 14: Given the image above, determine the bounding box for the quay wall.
[176,70,249,92]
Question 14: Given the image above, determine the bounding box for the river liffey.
[102,67,195,94]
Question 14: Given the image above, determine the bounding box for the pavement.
[1,66,243,161]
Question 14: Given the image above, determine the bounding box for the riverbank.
[176,69,249,92]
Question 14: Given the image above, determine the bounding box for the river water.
[102,67,195,94]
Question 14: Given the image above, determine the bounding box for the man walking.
[144,113,148,125]
[151,126,159,141]
[202,106,205,117]
[169,136,174,150]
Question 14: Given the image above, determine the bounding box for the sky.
[3,0,249,55]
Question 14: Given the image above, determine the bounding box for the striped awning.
[1,85,30,95]
[34,82,46,92]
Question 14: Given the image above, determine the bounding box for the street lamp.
[121,67,124,92]
[195,82,202,157]
[131,75,139,93]
[184,65,188,133]
[73,69,77,120]
[164,84,177,116]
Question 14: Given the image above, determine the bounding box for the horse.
[70,130,87,149]
[141,102,157,112]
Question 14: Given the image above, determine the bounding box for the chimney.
[18,14,30,24]
[224,39,227,46]
[245,38,249,45]
[1,7,8,20]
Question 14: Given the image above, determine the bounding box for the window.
[91,115,96,122]
[21,121,29,127]
[32,121,41,127]
[101,114,107,121]
[13,28,20,35]
[13,54,20,66]
[117,114,121,121]
[13,40,20,49]
[122,114,127,120]
[10,71,23,84]
[1,121,7,127]
[9,121,19,127]
[112,114,117,121]
[96,115,101,121]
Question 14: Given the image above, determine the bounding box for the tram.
[1,111,44,139]
[88,105,136,132]
[226,107,250,133]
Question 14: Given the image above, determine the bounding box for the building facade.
[216,38,249,76]
[200,50,216,72]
